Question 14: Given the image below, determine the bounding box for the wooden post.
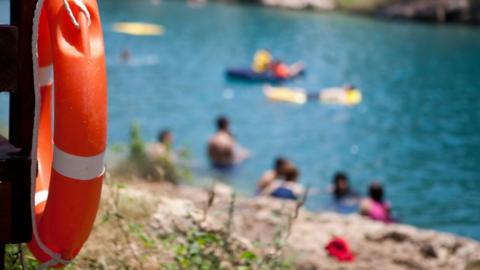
[10,0,36,148]
[0,0,37,268]
[0,180,12,270]
[0,25,17,93]
[6,0,36,244]
[0,245,4,270]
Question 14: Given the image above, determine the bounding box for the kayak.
[263,85,362,106]
[226,62,305,82]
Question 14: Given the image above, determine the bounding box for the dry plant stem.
[105,182,144,269]
[224,192,237,264]
[268,186,311,268]
[226,192,236,236]
[18,244,26,270]
[203,180,217,222]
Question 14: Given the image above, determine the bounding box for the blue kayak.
[226,63,305,82]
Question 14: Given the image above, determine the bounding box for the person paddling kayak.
[252,49,272,73]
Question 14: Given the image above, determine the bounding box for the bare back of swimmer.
[207,116,249,168]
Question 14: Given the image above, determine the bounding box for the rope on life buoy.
[31,0,98,268]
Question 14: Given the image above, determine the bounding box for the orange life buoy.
[28,0,107,267]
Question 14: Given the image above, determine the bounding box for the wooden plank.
[0,136,15,247]
[0,25,18,93]
[0,136,19,157]
[9,0,36,149]
[0,135,14,270]
[6,0,36,244]
[0,244,4,270]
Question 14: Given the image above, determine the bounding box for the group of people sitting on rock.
[151,115,393,223]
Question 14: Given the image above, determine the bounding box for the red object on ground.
[325,237,355,262]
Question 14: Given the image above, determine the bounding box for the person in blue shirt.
[262,165,304,201]
[330,172,360,214]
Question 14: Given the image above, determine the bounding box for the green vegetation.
[165,191,295,270]
[336,0,395,12]
[165,228,293,270]
[4,244,38,270]
[113,122,192,183]
[68,177,296,269]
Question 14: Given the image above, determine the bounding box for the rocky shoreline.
[77,178,480,269]
[154,182,480,269]
[376,0,480,24]
[232,0,480,24]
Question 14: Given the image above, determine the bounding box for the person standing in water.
[330,172,360,214]
[149,129,174,160]
[256,157,289,194]
[207,116,249,169]
[359,182,393,223]
[120,49,131,63]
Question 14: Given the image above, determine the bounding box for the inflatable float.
[263,85,362,106]
[263,86,307,104]
[112,22,164,36]
[226,62,305,82]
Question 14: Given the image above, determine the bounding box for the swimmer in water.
[257,157,290,194]
[330,172,360,214]
[149,129,174,160]
[207,116,249,169]
[262,164,304,200]
[316,84,359,104]
[359,182,393,223]
[120,49,131,63]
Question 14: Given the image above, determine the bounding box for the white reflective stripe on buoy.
[39,64,53,86]
[35,190,49,206]
[53,145,105,180]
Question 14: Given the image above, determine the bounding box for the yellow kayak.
[264,86,362,106]
[112,22,165,36]
[263,86,307,105]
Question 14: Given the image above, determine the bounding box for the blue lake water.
[1,0,479,240]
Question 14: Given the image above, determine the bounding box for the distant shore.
[218,0,480,24]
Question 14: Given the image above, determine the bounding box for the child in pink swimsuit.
[360,182,393,223]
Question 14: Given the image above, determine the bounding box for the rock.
[260,0,335,11]
[466,260,480,270]
[378,0,480,23]
[420,243,438,259]
[146,181,480,270]
[150,197,202,233]
[367,231,411,243]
